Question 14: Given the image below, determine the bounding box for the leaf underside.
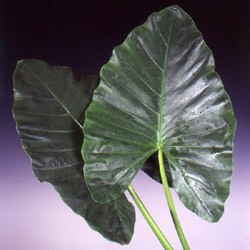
[82,5,236,222]
[142,152,173,187]
[13,59,135,244]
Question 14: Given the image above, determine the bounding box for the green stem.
[158,148,190,250]
[128,185,173,250]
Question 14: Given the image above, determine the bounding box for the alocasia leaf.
[82,5,236,222]
[13,59,135,244]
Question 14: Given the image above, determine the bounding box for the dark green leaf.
[13,59,135,244]
[82,5,236,222]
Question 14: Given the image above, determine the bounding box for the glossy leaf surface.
[13,59,135,244]
[82,5,236,222]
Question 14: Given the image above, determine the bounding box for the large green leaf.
[82,5,236,222]
[13,59,135,244]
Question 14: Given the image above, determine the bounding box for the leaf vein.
[121,45,161,96]
[105,65,158,115]
[137,37,163,72]
[22,64,82,128]
[98,98,156,131]
[90,112,154,142]
[87,131,150,146]
[29,147,82,153]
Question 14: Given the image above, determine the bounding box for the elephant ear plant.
[13,5,236,249]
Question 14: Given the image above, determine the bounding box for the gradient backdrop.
[1,1,250,249]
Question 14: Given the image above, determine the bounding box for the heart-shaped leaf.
[82,5,236,222]
[13,59,135,244]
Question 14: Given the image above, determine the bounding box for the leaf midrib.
[157,15,174,148]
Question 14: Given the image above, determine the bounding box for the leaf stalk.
[158,148,190,250]
[128,185,173,250]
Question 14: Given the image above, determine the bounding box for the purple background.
[1,1,250,249]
